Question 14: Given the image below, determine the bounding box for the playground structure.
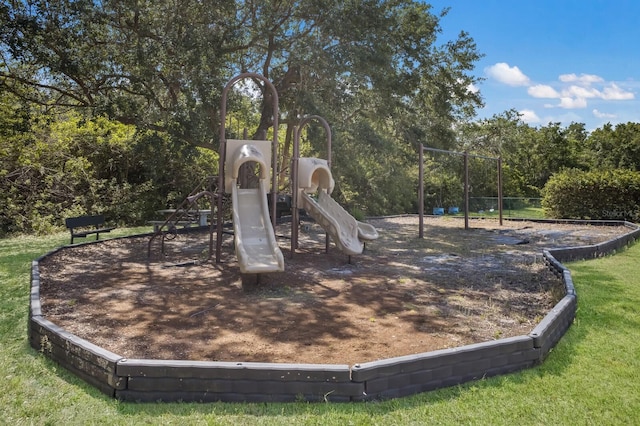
[214,73,378,275]
[146,72,377,270]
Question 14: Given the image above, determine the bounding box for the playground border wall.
[28,220,640,402]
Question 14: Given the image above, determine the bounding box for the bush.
[0,110,217,236]
[542,169,640,221]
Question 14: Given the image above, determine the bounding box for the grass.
[466,206,546,219]
[443,206,546,220]
[1,228,639,425]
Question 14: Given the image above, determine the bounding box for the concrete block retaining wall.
[28,220,639,402]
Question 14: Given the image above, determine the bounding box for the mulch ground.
[37,216,628,365]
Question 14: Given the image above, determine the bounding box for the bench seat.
[65,215,116,244]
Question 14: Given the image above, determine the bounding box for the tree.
[460,110,536,197]
[2,0,239,149]
[3,1,483,214]
[0,90,217,235]
[586,122,640,170]
[2,1,482,149]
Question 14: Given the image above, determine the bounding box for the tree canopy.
[1,0,483,150]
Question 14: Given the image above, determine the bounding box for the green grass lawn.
[464,206,545,219]
[443,206,546,220]
[1,228,639,425]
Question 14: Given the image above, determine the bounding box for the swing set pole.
[464,151,469,230]
[419,144,424,238]
[498,156,503,226]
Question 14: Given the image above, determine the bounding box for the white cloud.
[559,73,603,85]
[563,85,600,99]
[558,97,588,109]
[519,109,540,123]
[467,82,479,94]
[601,83,634,100]
[482,64,635,126]
[528,84,560,98]
[523,74,635,110]
[485,62,530,87]
[592,109,616,119]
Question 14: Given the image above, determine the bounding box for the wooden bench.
[65,215,116,244]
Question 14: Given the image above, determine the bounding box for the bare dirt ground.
[38,216,628,366]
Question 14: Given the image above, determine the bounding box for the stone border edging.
[28,220,640,402]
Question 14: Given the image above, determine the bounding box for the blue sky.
[428,0,640,131]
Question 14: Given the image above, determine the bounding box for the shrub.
[542,169,640,221]
[0,110,218,236]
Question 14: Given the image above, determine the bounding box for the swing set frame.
[418,144,503,236]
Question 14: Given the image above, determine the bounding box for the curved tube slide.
[300,190,365,255]
[297,157,378,255]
